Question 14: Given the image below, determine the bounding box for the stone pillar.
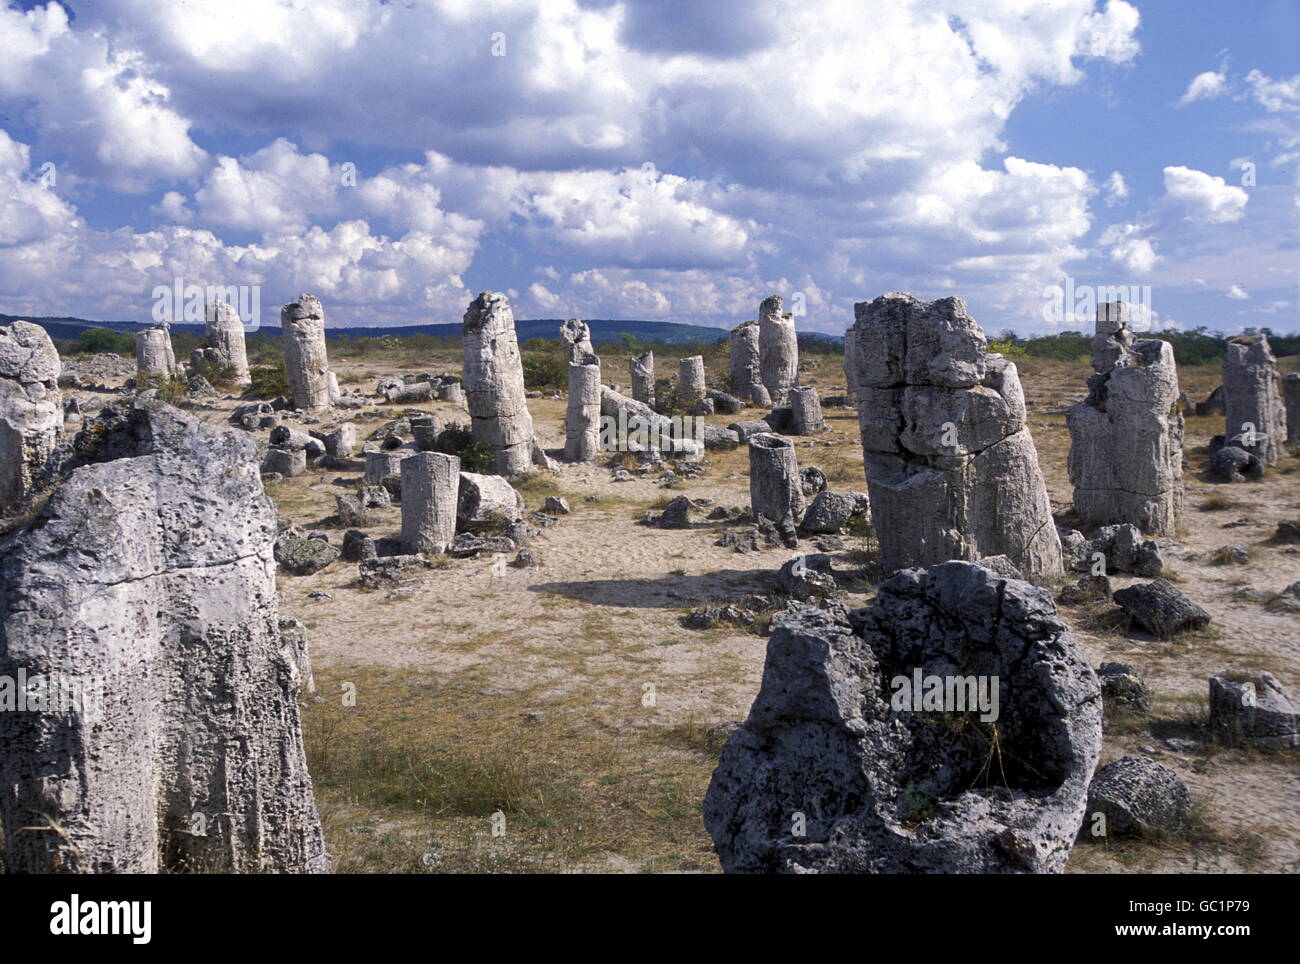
[565,357,602,463]
[1067,304,1184,535]
[1224,333,1286,466]
[1284,373,1300,447]
[364,448,410,484]
[281,294,333,411]
[789,386,826,435]
[730,321,764,405]
[135,324,176,378]
[401,452,460,554]
[748,432,806,527]
[462,291,542,476]
[0,397,328,873]
[759,294,798,405]
[411,417,441,452]
[560,319,594,363]
[629,351,655,408]
[679,355,706,401]
[849,292,1062,577]
[0,321,63,511]
[193,300,251,386]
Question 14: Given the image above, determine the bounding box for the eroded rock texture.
[134,324,177,378]
[565,357,602,463]
[281,294,334,411]
[1067,304,1184,536]
[730,321,766,405]
[0,397,328,873]
[401,452,460,554]
[679,356,706,401]
[748,433,806,530]
[758,295,798,405]
[703,562,1102,873]
[191,300,251,386]
[629,351,655,408]
[462,292,543,476]
[848,293,1062,577]
[0,321,63,511]
[1223,333,1286,466]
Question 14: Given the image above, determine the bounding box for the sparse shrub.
[247,362,291,399]
[73,327,135,356]
[431,423,496,473]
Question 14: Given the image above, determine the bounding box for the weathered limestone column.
[192,300,251,386]
[629,351,655,408]
[789,386,826,435]
[462,291,543,476]
[1284,373,1300,446]
[565,356,602,463]
[0,321,63,511]
[1067,304,1184,536]
[134,324,177,378]
[759,294,798,405]
[400,452,460,554]
[749,432,806,526]
[560,319,594,363]
[849,292,1062,577]
[0,397,328,873]
[679,355,706,401]
[1223,333,1286,466]
[281,294,333,411]
[730,321,766,405]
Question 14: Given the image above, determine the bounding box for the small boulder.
[1082,756,1190,839]
[1113,580,1211,637]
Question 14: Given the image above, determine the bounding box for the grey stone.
[191,299,251,386]
[629,350,655,408]
[1113,580,1211,637]
[789,385,826,435]
[274,535,340,575]
[730,321,763,405]
[1208,445,1264,482]
[401,452,460,554]
[0,321,63,511]
[1083,756,1190,838]
[263,446,306,478]
[749,433,806,528]
[1097,662,1151,716]
[281,294,334,410]
[1208,672,1299,748]
[342,529,377,562]
[134,324,177,378]
[799,491,857,534]
[1224,333,1286,466]
[462,291,542,475]
[777,552,837,600]
[758,295,798,405]
[457,471,524,531]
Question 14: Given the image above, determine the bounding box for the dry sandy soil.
[68,347,1299,874]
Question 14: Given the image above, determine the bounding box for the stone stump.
[281,294,333,411]
[565,357,602,463]
[0,321,63,511]
[629,351,655,408]
[134,324,176,378]
[789,385,826,435]
[748,432,806,527]
[759,294,798,405]
[191,300,251,386]
[679,356,706,402]
[730,321,763,405]
[400,452,460,554]
[1224,333,1286,466]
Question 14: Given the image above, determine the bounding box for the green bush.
[247,362,291,399]
[520,339,568,390]
[431,424,497,473]
[74,327,135,356]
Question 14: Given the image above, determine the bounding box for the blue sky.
[1,0,1297,335]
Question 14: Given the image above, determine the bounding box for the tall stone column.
[281,294,333,411]
[629,351,655,408]
[849,292,1061,577]
[401,452,460,554]
[462,291,543,476]
[748,432,806,527]
[565,356,602,463]
[135,324,176,378]
[759,294,798,405]
[730,320,766,406]
[679,355,706,403]
[1067,304,1184,535]
[192,300,251,386]
[0,321,63,512]
[1223,333,1286,466]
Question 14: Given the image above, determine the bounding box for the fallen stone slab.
[1112,579,1211,637]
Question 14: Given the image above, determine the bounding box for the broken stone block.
[679,355,706,402]
[789,386,826,435]
[748,433,806,529]
[512,547,540,568]
[274,534,340,575]
[342,528,377,562]
[799,491,857,534]
[0,397,327,872]
[1112,579,1211,637]
[1096,662,1151,716]
[191,299,251,386]
[1208,672,1298,748]
[628,350,655,408]
[728,419,771,442]
[450,533,516,558]
[456,471,524,532]
[1195,385,1225,417]
[323,423,357,458]
[848,293,1061,578]
[363,448,411,485]
[134,323,177,378]
[0,320,63,511]
[270,425,325,458]
[974,555,1024,580]
[703,561,1102,873]
[1067,305,1184,536]
[543,495,570,515]
[263,446,306,478]
[1209,444,1264,483]
[565,356,602,463]
[799,465,828,499]
[758,295,798,405]
[730,321,763,405]
[281,294,334,411]
[1223,333,1286,466]
[1082,756,1190,839]
[401,452,460,554]
[776,552,837,600]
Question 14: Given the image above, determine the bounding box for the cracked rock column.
[401,452,460,554]
[192,300,251,386]
[1066,303,1184,536]
[0,321,63,511]
[462,291,544,476]
[679,355,706,403]
[748,432,806,528]
[560,319,594,363]
[730,321,767,406]
[0,397,328,873]
[281,294,333,411]
[565,354,602,463]
[848,292,1061,577]
[790,385,826,435]
[1223,333,1286,466]
[134,324,177,378]
[759,294,798,405]
[629,351,655,408]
